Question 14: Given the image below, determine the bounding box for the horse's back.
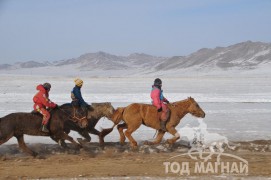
[123,103,158,125]
[126,103,152,109]
[0,112,43,135]
[1,112,42,124]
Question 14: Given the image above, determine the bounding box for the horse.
[102,97,205,148]
[63,102,115,146]
[0,104,88,157]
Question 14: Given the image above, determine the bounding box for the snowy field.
[0,75,270,144]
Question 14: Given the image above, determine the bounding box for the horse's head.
[187,97,205,118]
[59,104,88,128]
[72,106,89,128]
[89,102,115,119]
[102,102,115,118]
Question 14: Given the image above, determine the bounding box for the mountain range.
[1,41,271,77]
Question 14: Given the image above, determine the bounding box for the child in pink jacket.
[150,78,170,131]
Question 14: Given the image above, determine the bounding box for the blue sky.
[0,0,271,63]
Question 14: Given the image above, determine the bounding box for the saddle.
[158,109,171,122]
[31,110,40,115]
[30,110,52,119]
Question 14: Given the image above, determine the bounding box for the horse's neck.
[174,99,191,118]
[92,105,105,118]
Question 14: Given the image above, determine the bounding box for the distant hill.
[1,41,270,77]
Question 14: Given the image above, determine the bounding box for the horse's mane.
[60,103,72,108]
[173,97,192,104]
[48,103,72,114]
[91,102,111,107]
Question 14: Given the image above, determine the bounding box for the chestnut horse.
[0,104,88,156]
[103,97,205,148]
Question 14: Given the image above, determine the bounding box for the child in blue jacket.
[71,78,89,107]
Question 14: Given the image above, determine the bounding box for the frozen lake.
[0,75,270,144]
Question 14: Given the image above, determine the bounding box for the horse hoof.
[166,139,175,144]
[77,138,89,145]
[76,144,83,149]
[119,141,126,146]
[131,146,138,151]
[32,152,38,157]
[36,155,46,159]
[144,141,150,145]
[144,141,154,145]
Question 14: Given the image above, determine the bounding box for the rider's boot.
[160,121,167,131]
[41,124,49,133]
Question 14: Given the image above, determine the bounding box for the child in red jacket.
[33,83,57,132]
[150,78,170,131]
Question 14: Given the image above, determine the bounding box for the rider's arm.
[40,93,56,108]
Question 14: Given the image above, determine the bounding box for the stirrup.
[160,121,167,131]
[41,125,49,133]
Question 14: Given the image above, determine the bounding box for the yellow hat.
[74,78,83,87]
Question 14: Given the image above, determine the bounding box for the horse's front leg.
[57,132,83,149]
[89,128,104,145]
[50,135,68,148]
[166,126,180,144]
[144,130,165,145]
[117,123,127,145]
[78,129,91,142]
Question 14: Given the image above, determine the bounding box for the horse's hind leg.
[0,133,13,146]
[124,123,141,148]
[117,123,127,145]
[15,135,37,157]
[145,130,166,145]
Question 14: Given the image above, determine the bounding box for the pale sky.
[0,0,271,64]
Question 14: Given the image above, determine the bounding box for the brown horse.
[64,102,115,146]
[0,104,88,156]
[103,97,205,148]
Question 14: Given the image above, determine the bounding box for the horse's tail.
[100,107,125,137]
[111,107,125,124]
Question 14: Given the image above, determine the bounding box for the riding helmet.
[154,78,162,86]
[74,78,83,87]
[43,83,51,90]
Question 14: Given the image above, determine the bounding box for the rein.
[71,107,88,123]
[58,106,87,123]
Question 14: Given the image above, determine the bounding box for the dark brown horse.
[0,104,88,156]
[64,102,115,146]
[103,97,205,148]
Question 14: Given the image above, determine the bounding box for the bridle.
[58,106,88,126]
[71,107,88,123]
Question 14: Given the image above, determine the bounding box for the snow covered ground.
[0,75,270,144]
